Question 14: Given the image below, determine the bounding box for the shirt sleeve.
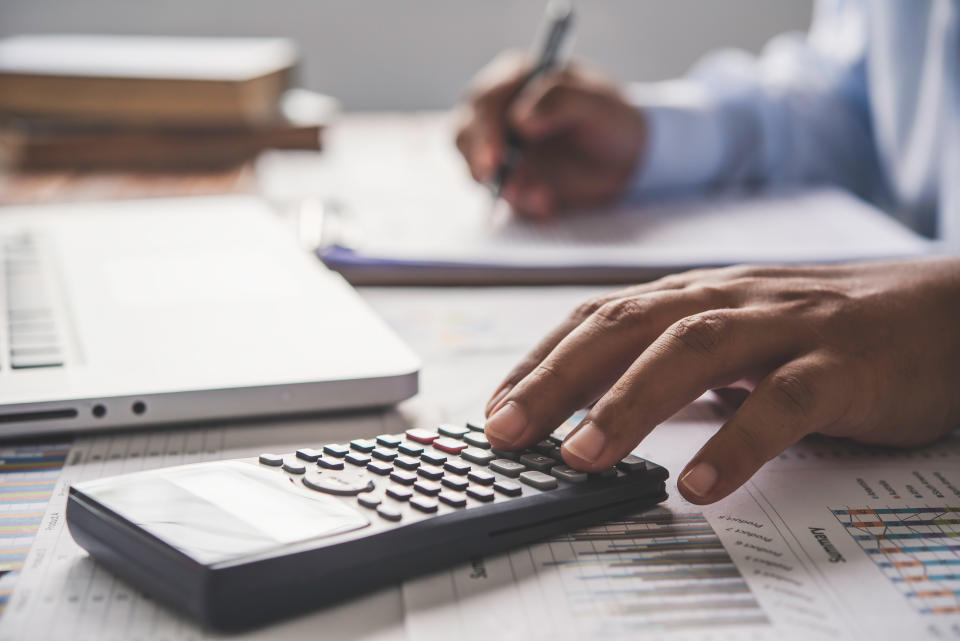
[627,0,886,202]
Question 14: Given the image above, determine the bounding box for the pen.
[491,0,575,199]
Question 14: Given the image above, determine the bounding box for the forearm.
[627,3,885,201]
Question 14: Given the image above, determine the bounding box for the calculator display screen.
[78,461,369,564]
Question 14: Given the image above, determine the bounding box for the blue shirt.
[632,0,959,247]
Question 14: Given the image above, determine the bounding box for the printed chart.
[833,506,960,616]
[0,442,70,615]
[552,510,768,633]
[403,504,773,641]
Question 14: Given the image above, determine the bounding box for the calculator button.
[394,455,421,470]
[295,448,322,462]
[387,486,413,501]
[443,459,471,475]
[345,453,371,466]
[303,473,375,496]
[519,454,555,472]
[316,457,344,470]
[491,448,520,461]
[367,460,393,476]
[466,486,495,502]
[438,424,470,439]
[357,494,381,509]
[466,419,485,432]
[463,432,490,449]
[258,453,283,466]
[467,469,495,486]
[433,437,468,454]
[547,421,576,445]
[390,470,417,486]
[405,428,438,444]
[439,491,467,508]
[461,448,496,465]
[323,444,349,458]
[441,476,469,491]
[377,505,403,521]
[350,439,376,453]
[421,451,447,466]
[376,434,403,448]
[414,480,441,496]
[410,497,439,513]
[534,442,563,459]
[616,455,647,473]
[371,447,398,461]
[489,459,525,478]
[397,442,425,457]
[519,471,558,490]
[282,459,307,474]
[551,465,587,483]
[493,480,522,497]
[533,440,555,455]
[417,465,444,481]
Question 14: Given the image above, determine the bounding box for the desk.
[0,117,958,641]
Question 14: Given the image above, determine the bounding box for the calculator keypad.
[256,419,655,527]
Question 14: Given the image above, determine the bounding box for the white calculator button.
[550,465,587,484]
[410,497,438,513]
[519,471,558,491]
[616,455,647,473]
[489,459,525,478]
[377,505,403,521]
[461,448,495,465]
[282,458,306,474]
[438,491,467,508]
[258,453,283,466]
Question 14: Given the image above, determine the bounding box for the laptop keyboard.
[3,234,66,369]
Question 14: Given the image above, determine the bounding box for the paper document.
[402,400,960,641]
[257,114,931,284]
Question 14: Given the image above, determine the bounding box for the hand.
[482,259,960,504]
[454,51,646,219]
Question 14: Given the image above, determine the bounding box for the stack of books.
[0,35,335,170]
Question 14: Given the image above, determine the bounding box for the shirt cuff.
[624,80,727,197]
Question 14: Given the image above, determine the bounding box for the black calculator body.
[66,422,668,630]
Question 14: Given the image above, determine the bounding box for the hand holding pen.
[455,1,647,219]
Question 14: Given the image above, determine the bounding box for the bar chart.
[0,443,70,615]
[833,506,960,616]
[545,509,769,634]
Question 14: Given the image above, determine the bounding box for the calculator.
[66,420,668,630]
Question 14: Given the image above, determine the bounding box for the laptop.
[0,195,419,438]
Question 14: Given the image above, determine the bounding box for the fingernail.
[484,401,527,446]
[563,422,606,463]
[486,384,512,417]
[679,462,718,499]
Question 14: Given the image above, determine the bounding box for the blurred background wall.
[0,1,813,111]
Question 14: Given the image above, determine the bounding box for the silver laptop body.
[0,195,419,437]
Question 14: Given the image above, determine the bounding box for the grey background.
[0,1,813,111]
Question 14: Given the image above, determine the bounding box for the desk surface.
[0,119,958,641]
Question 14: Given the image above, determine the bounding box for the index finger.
[485,275,692,416]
